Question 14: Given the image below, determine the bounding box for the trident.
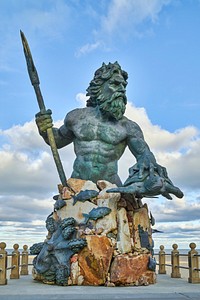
[20,30,72,190]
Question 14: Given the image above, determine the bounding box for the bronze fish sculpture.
[148,256,156,271]
[73,189,99,205]
[82,207,111,223]
[54,199,66,211]
[150,211,155,226]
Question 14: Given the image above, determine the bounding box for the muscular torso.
[53,107,144,185]
[71,108,127,156]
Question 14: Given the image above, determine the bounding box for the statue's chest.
[72,118,126,145]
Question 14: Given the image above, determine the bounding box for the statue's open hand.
[124,157,184,200]
[35,109,53,134]
[129,154,168,182]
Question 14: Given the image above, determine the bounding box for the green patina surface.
[36,62,183,200]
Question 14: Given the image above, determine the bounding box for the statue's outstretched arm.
[126,122,165,180]
[111,120,184,199]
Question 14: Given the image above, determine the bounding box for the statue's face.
[102,71,127,99]
[99,71,127,120]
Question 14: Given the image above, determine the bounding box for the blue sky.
[0,0,200,250]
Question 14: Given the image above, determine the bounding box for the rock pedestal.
[73,235,113,285]
[32,178,156,286]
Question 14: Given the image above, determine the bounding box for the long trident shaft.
[20,30,70,189]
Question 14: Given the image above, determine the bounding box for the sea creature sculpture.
[148,256,156,271]
[138,225,150,249]
[82,207,111,223]
[73,189,99,205]
[30,242,44,255]
[61,217,77,241]
[54,199,66,211]
[31,217,87,286]
[62,226,76,240]
[150,211,155,226]
[107,171,183,200]
[152,229,163,233]
[61,217,76,229]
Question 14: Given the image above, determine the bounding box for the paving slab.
[1,274,200,300]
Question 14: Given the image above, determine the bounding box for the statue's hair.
[86,61,128,107]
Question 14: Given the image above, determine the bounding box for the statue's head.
[86,62,128,120]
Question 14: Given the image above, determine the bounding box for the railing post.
[20,245,29,275]
[171,243,181,278]
[10,243,20,279]
[188,242,200,283]
[158,245,166,274]
[0,242,7,285]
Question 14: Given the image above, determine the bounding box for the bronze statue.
[21,30,182,200]
[21,32,183,286]
[35,61,183,200]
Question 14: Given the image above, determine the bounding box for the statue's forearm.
[128,137,156,163]
[136,148,156,164]
[40,128,69,149]
[37,118,74,149]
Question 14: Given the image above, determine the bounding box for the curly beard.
[97,92,127,120]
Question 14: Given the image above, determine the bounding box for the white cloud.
[120,102,200,190]
[1,100,200,248]
[75,41,103,57]
[1,101,199,196]
[101,0,171,36]
[125,102,199,152]
[75,93,89,107]
[0,119,74,197]
[76,0,172,56]
[145,195,200,223]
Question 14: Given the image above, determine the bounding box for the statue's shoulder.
[121,116,143,136]
[121,116,141,129]
[64,107,94,124]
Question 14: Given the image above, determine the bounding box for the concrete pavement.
[1,273,200,300]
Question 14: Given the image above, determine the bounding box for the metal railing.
[155,243,200,284]
[0,242,33,285]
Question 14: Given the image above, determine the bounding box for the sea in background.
[154,249,200,255]
[5,248,200,254]
[6,249,27,255]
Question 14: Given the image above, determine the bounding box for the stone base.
[70,235,113,285]
[110,254,156,285]
[69,243,156,286]
[31,178,156,286]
